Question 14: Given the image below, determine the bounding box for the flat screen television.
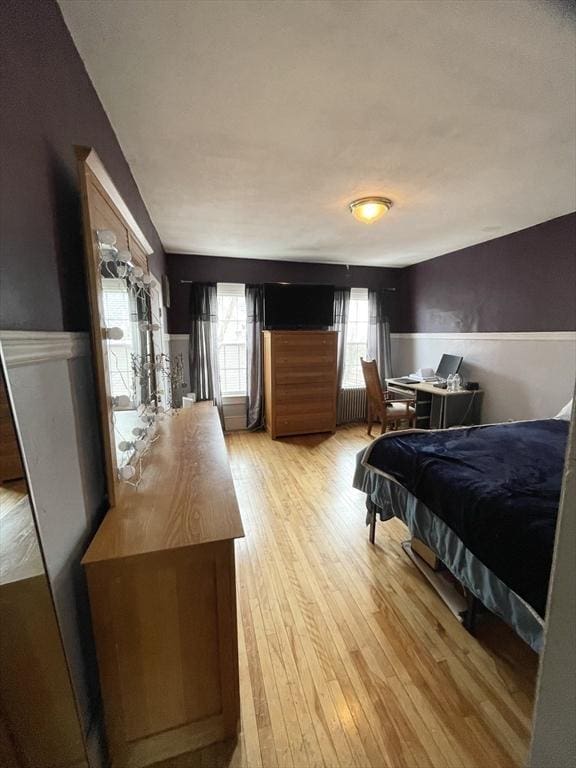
[264,284,334,330]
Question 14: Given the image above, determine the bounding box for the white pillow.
[555,399,573,421]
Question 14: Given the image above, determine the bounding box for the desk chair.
[361,358,416,436]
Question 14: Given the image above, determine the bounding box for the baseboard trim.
[391,332,576,342]
[0,331,90,367]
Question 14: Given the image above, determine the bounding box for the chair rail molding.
[168,332,576,342]
[0,330,90,367]
[391,332,576,341]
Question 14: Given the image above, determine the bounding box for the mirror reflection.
[0,368,88,768]
[97,230,160,476]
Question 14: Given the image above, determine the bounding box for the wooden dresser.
[82,404,244,767]
[263,330,338,438]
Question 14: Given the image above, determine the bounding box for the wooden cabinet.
[83,404,244,767]
[263,331,338,438]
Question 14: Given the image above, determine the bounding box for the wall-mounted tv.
[264,284,335,330]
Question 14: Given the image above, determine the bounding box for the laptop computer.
[394,354,463,385]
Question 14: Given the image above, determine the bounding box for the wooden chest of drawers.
[263,331,338,438]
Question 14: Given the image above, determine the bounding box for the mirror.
[0,366,88,767]
[76,148,183,502]
[98,237,158,474]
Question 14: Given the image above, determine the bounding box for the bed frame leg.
[462,591,480,634]
[369,508,377,544]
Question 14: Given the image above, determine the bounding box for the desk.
[386,379,483,429]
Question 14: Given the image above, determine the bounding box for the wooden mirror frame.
[76,146,155,507]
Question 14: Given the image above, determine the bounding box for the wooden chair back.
[361,358,384,408]
[361,357,416,436]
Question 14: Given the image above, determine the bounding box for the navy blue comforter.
[363,419,568,618]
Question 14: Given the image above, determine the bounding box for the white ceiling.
[59,0,576,266]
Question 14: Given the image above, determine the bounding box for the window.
[343,287,369,388]
[217,283,247,395]
[102,278,139,400]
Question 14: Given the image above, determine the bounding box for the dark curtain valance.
[245,284,265,430]
[189,282,217,322]
[188,283,221,407]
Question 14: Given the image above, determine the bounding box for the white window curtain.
[216,283,247,397]
[343,287,369,388]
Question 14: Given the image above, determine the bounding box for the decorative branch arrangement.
[154,352,185,410]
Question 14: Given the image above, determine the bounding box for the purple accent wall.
[400,213,576,333]
[166,254,403,333]
[0,0,165,332]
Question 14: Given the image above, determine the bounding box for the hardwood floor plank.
[155,425,537,768]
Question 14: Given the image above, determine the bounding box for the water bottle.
[447,374,455,391]
[453,374,461,391]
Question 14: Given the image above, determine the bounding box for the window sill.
[222,393,247,404]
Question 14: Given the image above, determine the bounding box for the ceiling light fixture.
[348,196,393,224]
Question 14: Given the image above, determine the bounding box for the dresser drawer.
[276,400,335,417]
[274,412,335,436]
[274,350,336,368]
[274,383,335,404]
[273,332,337,351]
[275,364,336,384]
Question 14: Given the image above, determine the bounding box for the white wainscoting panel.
[222,394,248,432]
[391,332,576,424]
[171,332,575,427]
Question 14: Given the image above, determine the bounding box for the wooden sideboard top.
[83,403,244,565]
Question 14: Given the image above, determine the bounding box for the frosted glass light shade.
[106,326,124,340]
[349,197,392,224]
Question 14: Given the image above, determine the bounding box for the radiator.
[337,387,367,425]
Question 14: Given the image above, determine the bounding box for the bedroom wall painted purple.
[166,254,403,332]
[400,213,576,333]
[0,0,166,333]
[2,0,571,339]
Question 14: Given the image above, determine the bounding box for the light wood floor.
[156,425,538,768]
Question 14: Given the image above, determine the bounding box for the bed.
[353,418,569,652]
